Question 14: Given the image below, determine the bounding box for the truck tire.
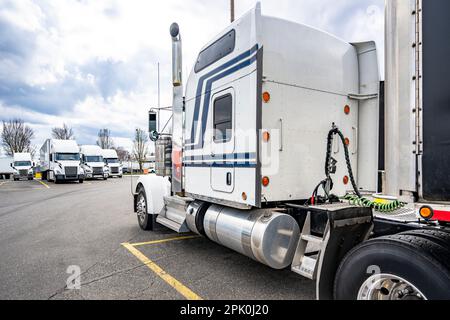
[42,171,47,181]
[398,229,450,252]
[136,186,155,231]
[334,234,450,300]
[79,179,84,184]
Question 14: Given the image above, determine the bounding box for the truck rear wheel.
[136,187,155,231]
[398,229,450,250]
[334,234,450,300]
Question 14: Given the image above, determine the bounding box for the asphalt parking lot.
[0,177,315,300]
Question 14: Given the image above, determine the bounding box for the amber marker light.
[419,206,434,220]
[345,138,350,146]
[263,131,271,142]
[344,105,351,115]
[262,176,270,187]
[343,176,349,185]
[263,91,271,103]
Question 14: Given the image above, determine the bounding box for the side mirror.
[33,162,35,167]
[10,163,13,168]
[149,111,159,142]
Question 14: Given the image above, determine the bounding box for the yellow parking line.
[122,242,203,300]
[37,180,50,189]
[0,181,8,186]
[130,235,200,247]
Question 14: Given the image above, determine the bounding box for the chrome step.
[291,213,323,280]
[156,195,192,233]
[156,215,190,233]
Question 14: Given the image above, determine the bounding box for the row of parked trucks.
[1,140,123,183]
[39,139,123,183]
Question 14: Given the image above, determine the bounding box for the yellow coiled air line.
[343,194,407,213]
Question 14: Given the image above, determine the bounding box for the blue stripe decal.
[183,152,256,162]
[187,45,259,149]
[184,163,257,168]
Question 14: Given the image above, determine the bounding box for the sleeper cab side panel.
[259,16,360,202]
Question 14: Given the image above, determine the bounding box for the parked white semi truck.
[80,145,108,180]
[101,149,123,178]
[0,157,14,180]
[40,139,85,184]
[133,1,450,300]
[12,153,34,181]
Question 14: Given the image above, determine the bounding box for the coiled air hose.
[342,194,407,213]
[321,125,406,213]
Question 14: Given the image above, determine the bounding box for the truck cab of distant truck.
[40,139,85,184]
[101,149,123,178]
[12,153,34,181]
[80,145,108,180]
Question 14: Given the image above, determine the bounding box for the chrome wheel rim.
[136,194,147,225]
[358,273,427,300]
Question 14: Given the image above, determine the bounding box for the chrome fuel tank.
[203,205,300,270]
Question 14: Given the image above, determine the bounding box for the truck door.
[210,88,235,193]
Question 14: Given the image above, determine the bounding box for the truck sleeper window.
[213,94,233,143]
[195,30,236,73]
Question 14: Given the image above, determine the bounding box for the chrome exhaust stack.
[170,23,184,193]
[170,23,183,86]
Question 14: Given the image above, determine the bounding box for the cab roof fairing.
[49,139,80,154]
[183,3,360,143]
[79,145,103,157]
[101,149,119,159]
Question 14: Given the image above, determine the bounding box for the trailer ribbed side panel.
[422,0,450,201]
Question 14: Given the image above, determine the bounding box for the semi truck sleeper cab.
[132,1,450,300]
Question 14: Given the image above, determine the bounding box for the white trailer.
[101,149,123,178]
[12,153,34,181]
[0,157,14,180]
[40,139,85,184]
[133,2,450,300]
[80,145,108,180]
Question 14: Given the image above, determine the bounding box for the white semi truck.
[12,153,34,181]
[101,149,123,178]
[0,157,14,180]
[80,145,108,180]
[132,1,450,300]
[40,139,85,184]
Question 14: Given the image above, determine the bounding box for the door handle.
[279,118,283,152]
[352,126,358,155]
[226,172,232,186]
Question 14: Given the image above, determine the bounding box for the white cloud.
[1,0,385,154]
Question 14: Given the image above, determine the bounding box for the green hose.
[343,194,407,213]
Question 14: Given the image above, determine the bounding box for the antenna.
[230,0,235,23]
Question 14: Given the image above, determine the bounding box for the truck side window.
[213,94,233,143]
[195,30,235,73]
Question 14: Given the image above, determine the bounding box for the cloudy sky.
[0,0,384,156]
